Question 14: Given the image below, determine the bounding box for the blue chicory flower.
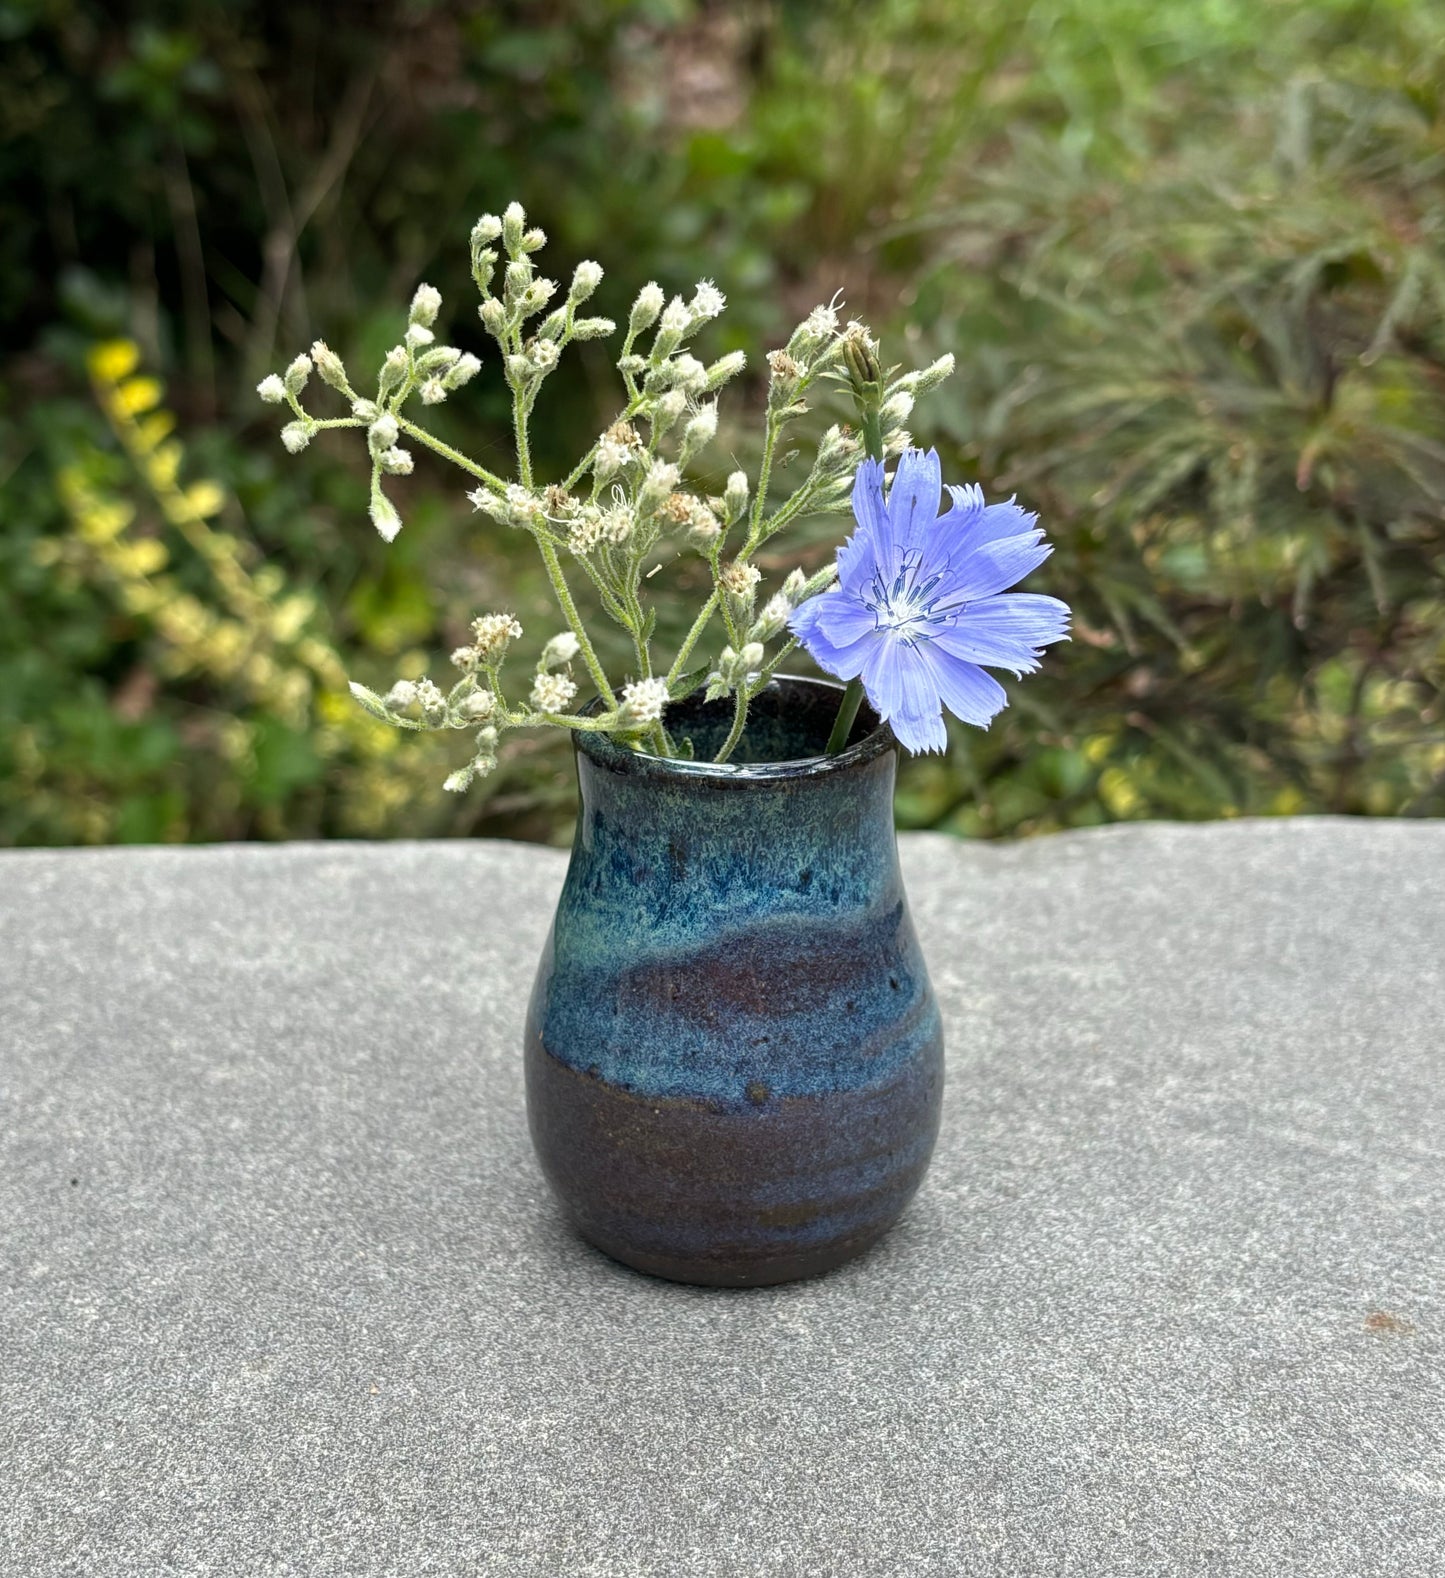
[789,448,1070,754]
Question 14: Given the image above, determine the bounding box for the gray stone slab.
[1,820,1443,1577]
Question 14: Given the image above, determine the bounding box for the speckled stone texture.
[2,821,1442,1577]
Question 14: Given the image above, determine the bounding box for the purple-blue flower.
[789,448,1070,754]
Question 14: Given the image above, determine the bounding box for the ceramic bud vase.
[524,675,944,1287]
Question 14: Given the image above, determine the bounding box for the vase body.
[524,676,944,1287]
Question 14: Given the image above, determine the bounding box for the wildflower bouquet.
[261,202,1068,782]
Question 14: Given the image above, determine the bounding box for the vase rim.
[574,674,896,785]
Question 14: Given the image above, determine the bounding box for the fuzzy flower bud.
[367,414,399,456]
[638,460,680,514]
[444,352,482,390]
[284,354,312,396]
[618,677,669,727]
[879,390,915,427]
[529,338,559,373]
[521,278,557,315]
[652,390,687,434]
[782,568,808,604]
[749,593,792,643]
[502,202,527,255]
[723,470,749,522]
[569,260,603,304]
[530,672,578,713]
[378,345,409,398]
[351,398,379,422]
[384,680,418,710]
[520,227,546,253]
[309,340,348,390]
[257,374,286,404]
[479,298,508,336]
[471,213,502,248]
[894,353,956,396]
[459,689,496,721]
[451,646,479,672]
[415,679,446,721]
[370,491,402,542]
[539,632,581,671]
[705,350,747,391]
[660,299,690,336]
[739,641,764,672]
[420,378,447,405]
[405,323,435,350]
[682,403,718,453]
[380,446,413,475]
[629,282,665,333]
[594,435,634,480]
[409,283,442,327]
[281,421,312,454]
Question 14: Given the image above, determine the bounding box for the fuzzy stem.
[395,418,507,493]
[667,589,720,685]
[535,534,616,707]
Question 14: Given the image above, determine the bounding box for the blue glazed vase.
[524,675,944,1287]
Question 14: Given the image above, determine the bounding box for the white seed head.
[530,672,577,713]
[619,677,669,727]
[451,646,478,671]
[720,560,761,597]
[409,283,442,327]
[639,460,680,512]
[256,374,286,404]
[280,420,312,454]
[470,612,523,657]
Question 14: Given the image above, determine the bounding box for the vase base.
[572,1218,896,1288]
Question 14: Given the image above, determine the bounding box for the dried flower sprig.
[261,199,965,785]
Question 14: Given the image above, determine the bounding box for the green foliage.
[2,0,1441,844]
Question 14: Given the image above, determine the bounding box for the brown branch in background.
[233,64,377,392]
[164,142,217,420]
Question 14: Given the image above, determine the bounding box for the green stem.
[395,418,507,493]
[824,393,885,756]
[667,589,719,685]
[535,534,615,707]
[513,386,534,487]
[744,413,782,552]
[824,676,865,755]
[713,683,751,765]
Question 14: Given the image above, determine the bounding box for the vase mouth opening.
[574,674,895,783]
